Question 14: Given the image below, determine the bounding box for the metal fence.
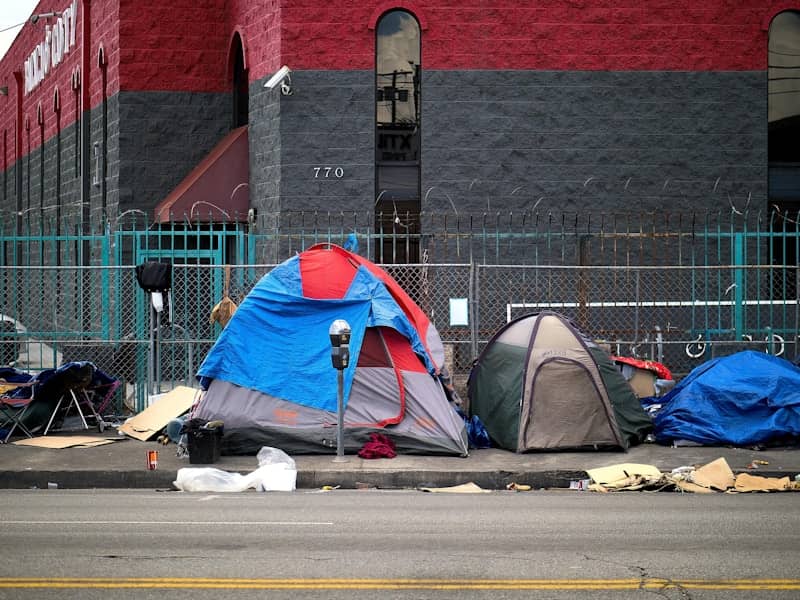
[4,208,800,267]
[1,261,797,413]
[3,209,800,411]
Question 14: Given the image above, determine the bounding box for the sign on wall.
[23,0,79,96]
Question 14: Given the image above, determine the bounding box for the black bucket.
[183,419,224,464]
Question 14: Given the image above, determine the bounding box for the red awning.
[154,126,250,223]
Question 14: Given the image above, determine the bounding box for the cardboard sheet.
[691,457,734,490]
[675,480,716,494]
[12,435,118,448]
[118,385,198,441]
[626,368,658,398]
[586,463,663,486]
[734,472,791,492]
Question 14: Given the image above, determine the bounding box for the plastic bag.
[173,467,251,492]
[254,446,297,492]
[455,407,492,449]
[172,446,297,492]
[257,446,295,470]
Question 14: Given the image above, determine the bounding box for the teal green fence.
[1,210,799,411]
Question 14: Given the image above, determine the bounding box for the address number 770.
[313,167,344,178]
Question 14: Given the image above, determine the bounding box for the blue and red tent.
[196,244,468,456]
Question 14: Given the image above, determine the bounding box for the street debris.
[568,479,591,491]
[506,482,531,491]
[585,458,800,493]
[172,446,297,492]
[419,482,490,493]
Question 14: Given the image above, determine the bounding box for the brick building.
[0,0,798,264]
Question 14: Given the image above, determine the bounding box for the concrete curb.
[0,468,591,491]
[2,468,793,491]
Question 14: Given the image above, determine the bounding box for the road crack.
[581,554,693,599]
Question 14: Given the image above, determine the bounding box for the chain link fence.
[2,262,797,413]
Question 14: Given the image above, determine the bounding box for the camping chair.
[0,367,37,443]
[0,362,100,442]
[81,367,122,430]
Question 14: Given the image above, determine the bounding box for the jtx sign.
[23,0,79,96]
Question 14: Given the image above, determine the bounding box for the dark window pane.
[375,10,421,263]
[768,10,800,290]
[769,11,800,165]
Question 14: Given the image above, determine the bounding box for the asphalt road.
[0,488,799,599]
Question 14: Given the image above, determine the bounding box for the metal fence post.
[470,261,478,361]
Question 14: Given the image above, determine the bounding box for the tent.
[646,350,800,446]
[194,243,468,456]
[468,311,652,451]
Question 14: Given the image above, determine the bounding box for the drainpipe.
[80,0,91,259]
[13,71,23,237]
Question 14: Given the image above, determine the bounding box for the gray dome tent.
[468,311,652,451]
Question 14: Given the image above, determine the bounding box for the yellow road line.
[0,578,799,590]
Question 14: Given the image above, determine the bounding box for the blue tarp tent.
[649,350,800,446]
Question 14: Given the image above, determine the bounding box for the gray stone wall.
[265,70,767,219]
[247,79,282,220]
[277,70,374,213]
[116,90,231,219]
[422,70,767,217]
[2,89,230,243]
[0,101,108,240]
[5,121,80,234]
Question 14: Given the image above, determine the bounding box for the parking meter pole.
[334,369,346,462]
[329,319,351,464]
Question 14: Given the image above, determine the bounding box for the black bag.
[135,261,172,293]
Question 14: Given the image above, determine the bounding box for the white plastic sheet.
[173,446,297,492]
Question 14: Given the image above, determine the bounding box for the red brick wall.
[274,0,772,74]
[118,0,227,93]
[0,0,784,157]
[227,0,281,84]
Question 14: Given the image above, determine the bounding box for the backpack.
[135,261,172,293]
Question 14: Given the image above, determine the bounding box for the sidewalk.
[1,431,799,490]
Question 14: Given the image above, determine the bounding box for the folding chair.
[40,362,100,435]
[84,367,122,425]
[0,367,37,443]
[0,362,99,442]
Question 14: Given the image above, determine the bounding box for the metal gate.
[131,229,236,410]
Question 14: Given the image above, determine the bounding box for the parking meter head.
[331,345,350,370]
[329,319,351,347]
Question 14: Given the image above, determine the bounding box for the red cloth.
[358,433,397,459]
[611,355,673,380]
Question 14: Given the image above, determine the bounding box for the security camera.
[30,11,60,24]
[264,66,291,90]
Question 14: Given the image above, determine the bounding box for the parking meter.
[329,319,351,462]
[329,319,351,370]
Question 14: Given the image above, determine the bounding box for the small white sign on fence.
[449,298,469,326]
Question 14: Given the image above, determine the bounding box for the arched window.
[232,33,248,128]
[375,9,421,263]
[768,11,800,277]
